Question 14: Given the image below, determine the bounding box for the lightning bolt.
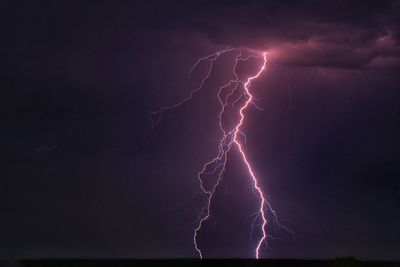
[151,48,292,259]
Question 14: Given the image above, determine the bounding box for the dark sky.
[1,0,400,260]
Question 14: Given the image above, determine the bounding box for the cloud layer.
[162,0,400,69]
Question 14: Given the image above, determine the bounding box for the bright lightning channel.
[151,48,292,259]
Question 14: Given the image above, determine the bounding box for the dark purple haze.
[0,0,399,260]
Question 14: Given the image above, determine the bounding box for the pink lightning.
[233,52,267,259]
[151,48,292,259]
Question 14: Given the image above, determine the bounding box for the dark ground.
[1,259,399,267]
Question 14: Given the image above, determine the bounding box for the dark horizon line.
[4,257,399,262]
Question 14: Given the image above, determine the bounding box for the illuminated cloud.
[160,0,400,69]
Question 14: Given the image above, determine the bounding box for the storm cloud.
[164,0,400,68]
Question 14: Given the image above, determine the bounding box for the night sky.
[1,0,400,260]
